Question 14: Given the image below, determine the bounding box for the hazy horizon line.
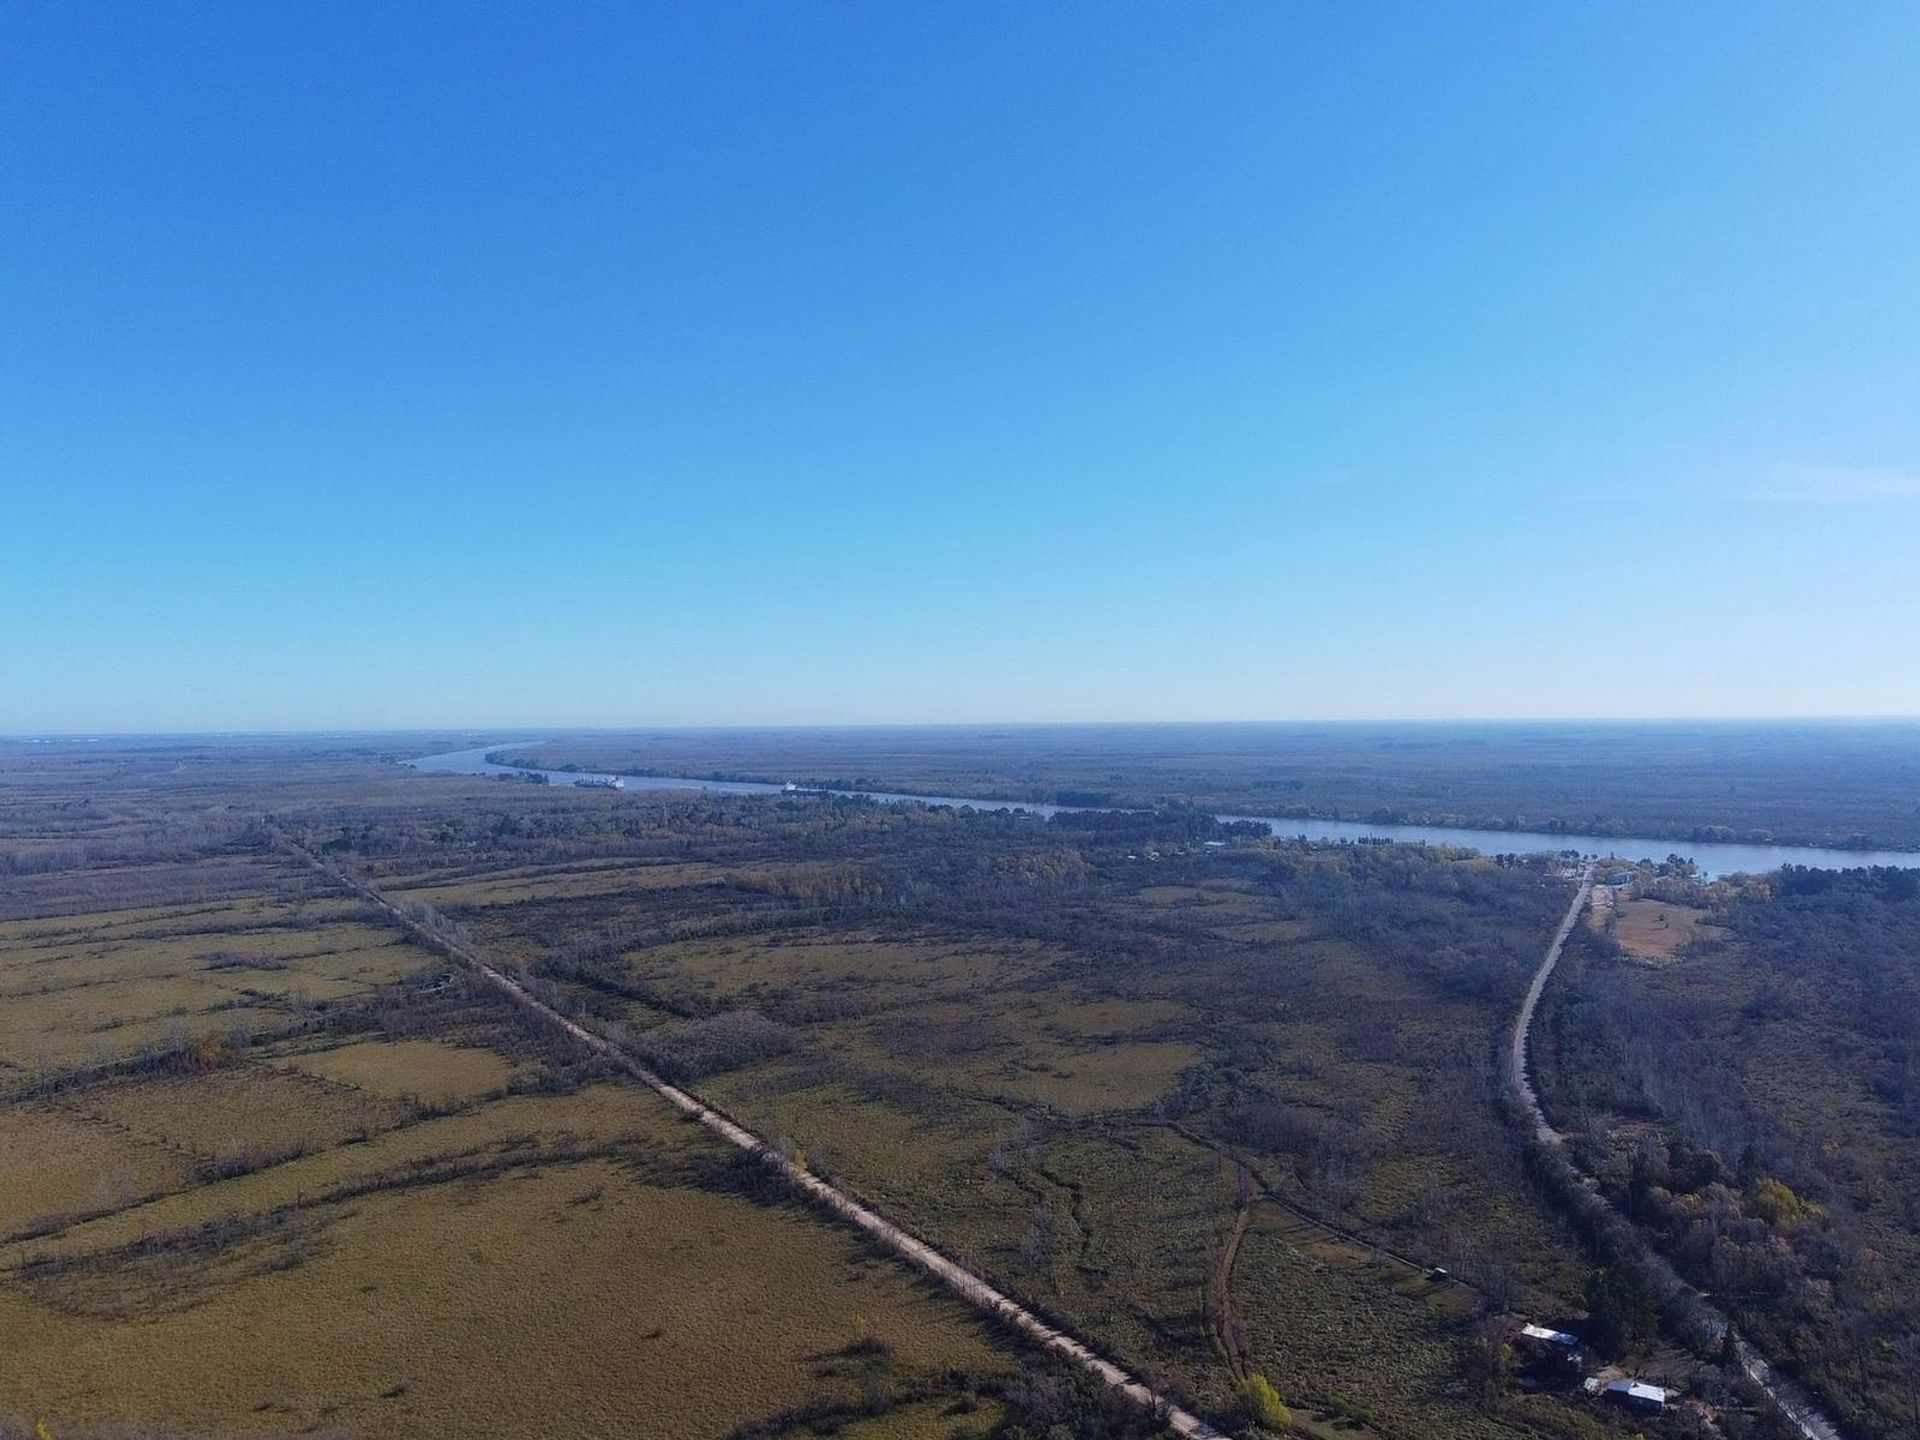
[8,713,1920,741]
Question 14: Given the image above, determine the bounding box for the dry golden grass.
[0,901,423,1069]
[775,993,1198,1119]
[388,861,730,908]
[7,1087,658,1263]
[1601,898,1724,961]
[375,856,650,889]
[0,1106,196,1239]
[0,994,283,1072]
[702,1077,1002,1217]
[0,884,360,945]
[1045,998,1191,1037]
[0,860,296,927]
[1207,918,1319,944]
[1,1094,1016,1440]
[1131,883,1216,905]
[0,924,405,1006]
[1229,1206,1528,1439]
[75,1065,408,1160]
[639,934,1052,1011]
[993,1041,1200,1114]
[0,804,1037,1439]
[274,1037,518,1105]
[837,997,1200,1115]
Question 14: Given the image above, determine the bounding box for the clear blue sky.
[5,3,1917,731]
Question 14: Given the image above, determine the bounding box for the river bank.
[407,744,1920,880]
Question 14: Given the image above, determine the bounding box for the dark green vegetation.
[495,720,1920,851]
[1539,866,1920,1440]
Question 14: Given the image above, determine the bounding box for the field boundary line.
[283,841,1225,1440]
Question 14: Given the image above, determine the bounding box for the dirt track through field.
[291,843,1225,1440]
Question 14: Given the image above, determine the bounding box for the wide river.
[407,744,1919,880]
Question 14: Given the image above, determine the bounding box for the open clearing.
[1590,895,1723,961]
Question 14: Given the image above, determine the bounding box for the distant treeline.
[496,721,1920,852]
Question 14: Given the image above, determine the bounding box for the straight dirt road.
[292,842,1225,1440]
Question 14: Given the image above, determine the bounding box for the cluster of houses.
[1514,1323,1673,1415]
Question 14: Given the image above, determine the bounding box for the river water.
[406,744,1919,880]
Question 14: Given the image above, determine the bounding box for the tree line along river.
[405,744,1920,881]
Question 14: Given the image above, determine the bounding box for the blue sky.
[4,3,1917,731]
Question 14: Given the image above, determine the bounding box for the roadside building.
[1584,1377,1671,1413]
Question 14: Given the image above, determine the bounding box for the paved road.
[1508,869,1846,1440]
[298,846,1224,1440]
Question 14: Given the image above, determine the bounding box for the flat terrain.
[314,771,1632,1438]
[0,755,1024,1439]
[1586,893,1722,961]
[5,735,1824,1439]
[1539,864,1920,1440]
[489,719,1920,851]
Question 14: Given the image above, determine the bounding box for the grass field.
[1,739,1679,1439]
[274,1036,521,1104]
[411,799,1615,1436]
[0,765,1029,1439]
[0,875,419,1072]
[1587,894,1722,961]
[6,1111,1013,1439]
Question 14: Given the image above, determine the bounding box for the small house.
[1515,1323,1582,1372]
[1596,1379,1670,1413]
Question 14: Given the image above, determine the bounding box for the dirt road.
[1508,863,1593,1144]
[297,845,1225,1440]
[1508,866,1845,1440]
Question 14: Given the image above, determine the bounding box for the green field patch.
[1233,1221,1504,1439]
